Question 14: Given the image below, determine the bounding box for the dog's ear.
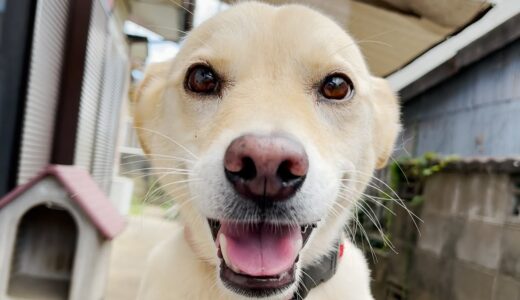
[133,61,171,154]
[370,77,401,169]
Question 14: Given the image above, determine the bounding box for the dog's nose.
[224,134,308,203]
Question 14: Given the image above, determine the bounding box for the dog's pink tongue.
[219,222,302,276]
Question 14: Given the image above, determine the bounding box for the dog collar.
[292,239,344,300]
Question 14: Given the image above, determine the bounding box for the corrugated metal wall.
[15,0,129,192]
[74,0,107,170]
[401,38,520,157]
[17,0,71,184]
[90,35,128,192]
[73,0,128,192]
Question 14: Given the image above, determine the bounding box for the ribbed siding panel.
[17,0,70,184]
[74,0,107,170]
[91,38,127,191]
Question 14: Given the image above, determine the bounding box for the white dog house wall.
[0,165,125,300]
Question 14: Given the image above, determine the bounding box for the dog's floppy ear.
[370,77,401,169]
[133,61,171,154]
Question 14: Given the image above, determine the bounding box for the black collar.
[292,239,342,300]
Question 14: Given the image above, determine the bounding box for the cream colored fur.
[135,2,400,299]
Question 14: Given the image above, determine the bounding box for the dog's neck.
[292,238,343,299]
[184,225,343,300]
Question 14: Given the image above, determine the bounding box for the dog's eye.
[186,65,220,95]
[320,74,354,101]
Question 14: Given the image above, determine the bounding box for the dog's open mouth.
[208,219,316,296]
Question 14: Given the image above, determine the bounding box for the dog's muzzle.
[207,133,319,297]
[208,219,316,297]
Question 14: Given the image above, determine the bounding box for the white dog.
[134,2,400,299]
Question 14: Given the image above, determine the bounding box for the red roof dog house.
[0,165,125,300]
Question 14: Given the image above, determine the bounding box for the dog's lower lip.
[220,260,295,294]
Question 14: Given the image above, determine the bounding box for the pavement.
[104,206,179,300]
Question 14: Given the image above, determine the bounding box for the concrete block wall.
[411,172,519,300]
[370,170,520,300]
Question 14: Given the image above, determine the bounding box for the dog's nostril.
[225,157,257,182]
[235,157,256,180]
[277,160,301,183]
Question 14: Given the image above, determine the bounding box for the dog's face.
[135,2,399,299]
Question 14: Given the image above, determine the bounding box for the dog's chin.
[208,219,316,298]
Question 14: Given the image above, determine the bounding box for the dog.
[134,2,400,299]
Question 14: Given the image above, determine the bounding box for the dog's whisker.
[164,0,195,16]
[124,152,197,162]
[127,171,172,180]
[143,179,201,204]
[351,206,382,261]
[339,187,396,216]
[329,29,395,56]
[143,181,190,206]
[133,126,199,159]
[299,269,317,292]
[340,174,422,228]
[122,167,193,174]
[173,196,199,213]
[351,208,378,262]
[128,171,201,181]
[141,173,171,205]
[161,182,192,198]
[122,170,192,177]
[120,157,195,167]
[335,190,397,254]
[390,156,410,184]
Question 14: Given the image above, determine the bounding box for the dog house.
[0,165,125,300]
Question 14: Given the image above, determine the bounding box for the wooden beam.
[182,0,196,33]
[51,0,94,164]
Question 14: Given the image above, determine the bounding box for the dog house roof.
[0,165,125,239]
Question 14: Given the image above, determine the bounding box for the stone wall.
[370,169,520,300]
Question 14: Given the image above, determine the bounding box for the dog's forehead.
[181,3,368,76]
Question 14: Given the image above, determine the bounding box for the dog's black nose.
[224,134,308,203]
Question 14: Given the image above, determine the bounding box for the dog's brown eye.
[320,74,354,100]
[186,65,220,95]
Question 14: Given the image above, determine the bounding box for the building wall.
[402,38,520,157]
[410,172,520,300]
[369,170,520,300]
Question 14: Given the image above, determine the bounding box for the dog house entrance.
[7,204,78,299]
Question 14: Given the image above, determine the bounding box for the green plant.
[356,153,459,253]
[392,152,459,183]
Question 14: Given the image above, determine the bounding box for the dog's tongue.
[218,222,302,276]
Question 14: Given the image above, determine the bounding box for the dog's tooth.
[219,234,228,262]
[219,234,241,273]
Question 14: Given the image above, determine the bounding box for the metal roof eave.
[387,1,520,100]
